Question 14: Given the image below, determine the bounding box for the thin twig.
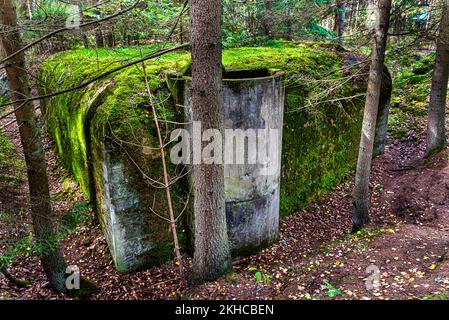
[0,1,142,66]
[0,43,190,121]
[141,58,184,278]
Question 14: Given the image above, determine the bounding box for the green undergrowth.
[0,131,25,187]
[389,52,437,139]
[422,291,449,300]
[0,201,91,270]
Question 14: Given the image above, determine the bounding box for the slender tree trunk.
[106,29,114,48]
[338,2,346,45]
[94,1,104,48]
[95,29,104,48]
[284,5,293,41]
[25,0,32,19]
[353,0,360,32]
[347,0,355,31]
[180,16,184,44]
[426,0,449,156]
[352,0,392,232]
[262,0,273,39]
[190,0,232,284]
[0,0,67,292]
[141,61,184,278]
[78,1,89,48]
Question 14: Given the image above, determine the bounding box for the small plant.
[249,267,271,286]
[323,280,343,298]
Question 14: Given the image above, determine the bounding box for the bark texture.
[190,0,232,283]
[426,0,449,155]
[0,0,67,292]
[352,0,391,231]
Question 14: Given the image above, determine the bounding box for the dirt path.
[190,133,449,300]
[1,113,448,299]
[280,146,449,300]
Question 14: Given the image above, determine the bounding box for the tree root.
[0,267,31,288]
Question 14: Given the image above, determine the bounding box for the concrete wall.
[172,69,285,256]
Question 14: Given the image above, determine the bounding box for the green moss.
[389,52,438,139]
[391,53,435,116]
[0,131,25,186]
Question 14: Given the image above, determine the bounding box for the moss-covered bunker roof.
[39,42,366,214]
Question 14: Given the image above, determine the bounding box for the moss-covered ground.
[388,52,437,139]
[0,130,25,189]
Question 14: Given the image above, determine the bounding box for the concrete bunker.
[39,45,393,273]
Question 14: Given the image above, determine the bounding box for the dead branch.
[141,58,184,279]
[0,267,31,288]
[0,43,190,121]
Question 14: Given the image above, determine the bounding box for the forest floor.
[1,111,449,300]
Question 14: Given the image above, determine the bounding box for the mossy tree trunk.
[190,0,232,284]
[0,0,67,292]
[426,0,449,156]
[352,0,391,232]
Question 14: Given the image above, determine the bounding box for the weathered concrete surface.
[92,141,155,273]
[171,69,285,255]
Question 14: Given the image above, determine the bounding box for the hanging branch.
[141,59,184,279]
[166,0,189,43]
[0,43,190,121]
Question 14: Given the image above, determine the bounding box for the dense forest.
[0,0,448,304]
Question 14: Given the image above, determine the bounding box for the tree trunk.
[284,5,293,41]
[27,0,33,19]
[347,0,355,31]
[426,0,449,156]
[352,0,392,232]
[338,2,346,45]
[353,0,360,32]
[94,1,104,48]
[0,0,67,292]
[262,0,273,39]
[190,0,232,284]
[333,2,347,44]
[78,1,89,49]
[95,29,104,48]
